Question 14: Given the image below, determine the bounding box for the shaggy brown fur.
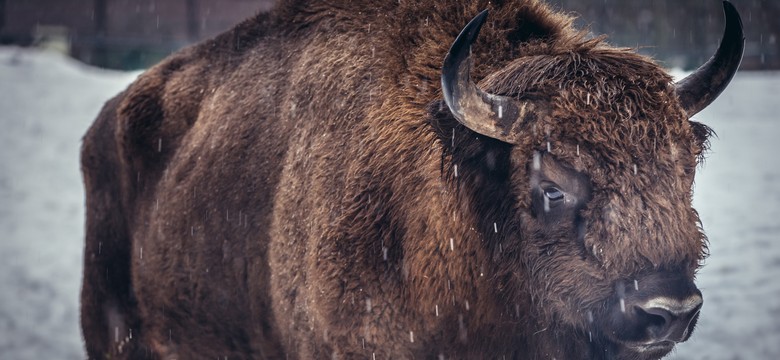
[80,0,716,359]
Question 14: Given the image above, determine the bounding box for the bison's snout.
[631,294,702,343]
[604,273,703,353]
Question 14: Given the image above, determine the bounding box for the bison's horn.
[675,1,744,117]
[441,10,539,144]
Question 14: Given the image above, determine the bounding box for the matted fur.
[80,0,714,359]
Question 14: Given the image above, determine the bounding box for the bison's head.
[438,3,743,359]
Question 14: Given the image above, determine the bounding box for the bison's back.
[80,8,391,357]
[80,19,297,358]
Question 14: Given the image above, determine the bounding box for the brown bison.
[80,0,744,359]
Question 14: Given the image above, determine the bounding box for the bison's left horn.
[675,1,745,117]
[441,10,540,144]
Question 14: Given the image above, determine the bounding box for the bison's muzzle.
[603,273,703,357]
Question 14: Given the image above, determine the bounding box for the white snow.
[0,47,139,359]
[1,47,778,359]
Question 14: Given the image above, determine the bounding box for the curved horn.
[675,1,745,117]
[441,10,539,144]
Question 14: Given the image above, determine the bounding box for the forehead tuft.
[483,46,676,112]
[489,46,696,177]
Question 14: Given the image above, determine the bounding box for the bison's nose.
[632,294,703,343]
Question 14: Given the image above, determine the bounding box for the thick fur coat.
[80,0,713,358]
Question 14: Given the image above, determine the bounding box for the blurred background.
[0,0,777,70]
[0,0,275,69]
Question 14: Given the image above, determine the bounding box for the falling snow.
[1,49,779,360]
[532,151,541,170]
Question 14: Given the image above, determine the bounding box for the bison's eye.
[543,186,564,202]
[530,152,591,221]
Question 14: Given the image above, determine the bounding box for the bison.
[80,0,744,359]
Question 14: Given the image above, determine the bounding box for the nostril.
[636,306,673,337]
[634,296,703,343]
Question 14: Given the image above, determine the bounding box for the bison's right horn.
[441,10,541,144]
[674,1,744,117]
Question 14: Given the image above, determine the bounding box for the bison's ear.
[675,1,744,118]
[441,10,543,144]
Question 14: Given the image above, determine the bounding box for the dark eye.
[543,186,565,202]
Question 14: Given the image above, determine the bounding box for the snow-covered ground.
[0,48,139,359]
[0,47,777,359]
